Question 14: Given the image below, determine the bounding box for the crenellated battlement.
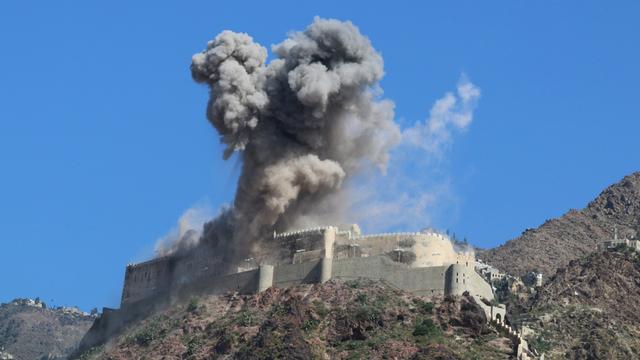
[354,232,423,239]
[273,226,336,239]
[126,256,171,269]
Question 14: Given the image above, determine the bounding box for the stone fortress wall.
[120,225,491,309]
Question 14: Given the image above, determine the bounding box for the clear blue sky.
[1,1,638,311]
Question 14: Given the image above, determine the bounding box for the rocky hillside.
[0,299,95,360]
[75,280,514,360]
[482,171,640,277]
[524,247,640,359]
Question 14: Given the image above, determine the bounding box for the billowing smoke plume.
[186,17,400,260]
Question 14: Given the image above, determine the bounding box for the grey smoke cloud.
[187,17,400,259]
[191,31,268,158]
[160,18,481,262]
[250,154,345,236]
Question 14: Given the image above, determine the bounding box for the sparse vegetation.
[528,332,551,354]
[412,318,440,337]
[77,281,514,359]
[76,345,104,360]
[354,305,381,322]
[414,299,434,314]
[183,336,203,358]
[355,293,368,304]
[186,297,199,313]
[237,309,255,327]
[346,279,361,289]
[302,318,318,332]
[131,320,163,346]
[312,300,329,318]
[524,250,640,358]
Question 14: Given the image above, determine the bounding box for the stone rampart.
[119,228,492,309]
[121,256,173,306]
[123,254,493,312]
[331,256,449,296]
[273,259,322,287]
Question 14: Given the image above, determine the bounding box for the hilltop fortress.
[78,225,505,352]
[120,225,493,306]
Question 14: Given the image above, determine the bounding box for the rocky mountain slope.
[523,247,640,359]
[75,280,514,360]
[0,299,95,360]
[482,172,640,277]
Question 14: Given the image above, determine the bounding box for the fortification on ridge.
[77,224,507,354]
[120,224,488,307]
